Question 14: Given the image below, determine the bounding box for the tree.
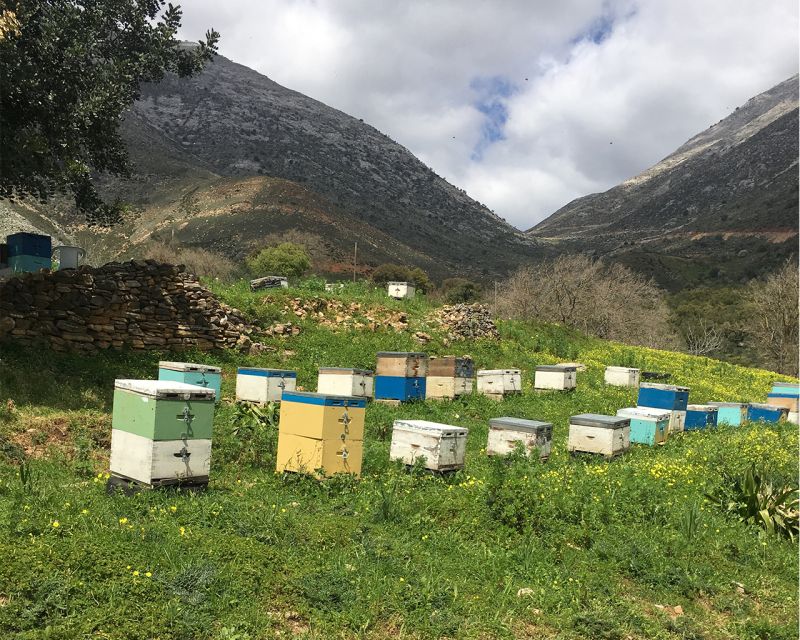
[371,264,411,286]
[408,267,430,294]
[743,260,799,376]
[0,1,219,224]
[442,277,481,303]
[246,242,311,279]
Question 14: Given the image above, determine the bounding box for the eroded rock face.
[0,261,252,353]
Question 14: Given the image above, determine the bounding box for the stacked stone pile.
[431,304,499,341]
[0,260,252,352]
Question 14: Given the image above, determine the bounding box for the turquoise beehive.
[616,407,669,446]
[708,402,748,426]
[158,361,222,402]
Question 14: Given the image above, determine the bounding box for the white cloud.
[177,0,798,229]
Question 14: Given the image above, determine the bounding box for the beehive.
[159,361,222,401]
[276,391,366,477]
[568,414,630,457]
[637,382,689,433]
[428,356,475,378]
[390,419,468,471]
[375,352,428,402]
[426,356,474,399]
[486,417,552,459]
[684,405,719,431]
[374,376,426,401]
[534,365,577,391]
[708,402,748,426]
[747,403,788,424]
[476,369,522,399]
[766,386,799,413]
[7,232,51,273]
[387,281,415,299]
[426,376,473,399]
[109,380,215,486]
[235,368,297,404]
[317,368,373,398]
[616,407,669,445]
[604,366,640,387]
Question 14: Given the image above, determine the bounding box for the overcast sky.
[178,1,798,230]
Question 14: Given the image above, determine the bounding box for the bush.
[442,277,481,303]
[246,242,311,279]
[408,267,430,294]
[371,264,411,286]
[144,244,236,281]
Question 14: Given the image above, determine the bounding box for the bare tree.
[683,319,724,356]
[743,261,799,376]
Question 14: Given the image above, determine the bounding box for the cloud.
[177,0,798,229]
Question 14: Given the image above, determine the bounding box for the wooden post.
[353,242,358,282]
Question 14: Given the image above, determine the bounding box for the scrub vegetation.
[0,282,797,639]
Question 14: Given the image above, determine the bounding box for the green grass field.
[0,282,797,639]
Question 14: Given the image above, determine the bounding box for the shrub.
[442,277,481,303]
[144,243,236,281]
[246,242,311,278]
[371,264,411,286]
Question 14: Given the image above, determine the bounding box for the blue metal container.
[708,402,748,426]
[684,405,718,431]
[747,403,788,423]
[374,375,426,401]
[9,254,51,273]
[158,361,223,402]
[7,232,51,258]
[637,383,690,411]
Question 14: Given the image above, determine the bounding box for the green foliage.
[442,277,481,303]
[408,267,431,294]
[707,464,799,541]
[370,264,430,293]
[227,402,280,466]
[246,242,311,278]
[0,0,219,224]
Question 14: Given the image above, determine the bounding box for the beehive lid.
[478,369,520,375]
[115,379,215,400]
[376,351,427,358]
[687,404,717,413]
[237,368,297,378]
[387,281,411,286]
[772,381,800,389]
[749,403,787,411]
[318,367,373,376]
[158,361,221,373]
[282,390,367,407]
[639,382,689,392]
[617,407,671,421]
[535,364,576,372]
[393,419,467,436]
[708,401,749,408]
[570,413,629,429]
[489,417,552,432]
[607,366,640,373]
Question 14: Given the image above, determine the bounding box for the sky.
[177,1,799,230]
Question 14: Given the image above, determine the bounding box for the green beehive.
[112,380,216,440]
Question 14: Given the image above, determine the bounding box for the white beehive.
[387,281,415,299]
[317,368,373,398]
[643,408,687,434]
[568,414,630,457]
[110,431,212,486]
[476,369,521,398]
[390,419,468,471]
[487,417,552,460]
[235,368,297,404]
[534,365,577,391]
[604,366,641,387]
[426,376,473,399]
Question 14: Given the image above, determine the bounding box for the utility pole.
[494,280,498,308]
[353,242,358,282]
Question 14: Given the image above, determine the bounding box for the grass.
[0,282,797,639]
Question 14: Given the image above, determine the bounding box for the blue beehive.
[7,232,51,257]
[616,407,669,445]
[708,402,748,426]
[374,376,426,401]
[158,361,223,402]
[747,403,788,424]
[770,382,799,395]
[637,383,690,411]
[684,405,718,431]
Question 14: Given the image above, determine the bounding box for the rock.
[430,303,499,341]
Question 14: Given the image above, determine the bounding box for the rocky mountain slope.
[528,76,799,290]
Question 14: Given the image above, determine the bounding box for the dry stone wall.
[0,260,251,353]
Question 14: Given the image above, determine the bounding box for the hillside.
[1,282,798,639]
[529,76,799,290]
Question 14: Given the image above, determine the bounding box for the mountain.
[528,76,799,290]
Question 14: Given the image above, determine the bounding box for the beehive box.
[487,417,552,459]
[476,369,521,398]
[708,402,748,426]
[390,419,468,471]
[534,365,577,391]
[428,356,474,378]
[637,383,690,411]
[568,414,630,457]
[109,380,216,486]
[7,232,51,258]
[276,391,366,477]
[425,376,473,399]
[9,255,51,273]
[616,407,669,445]
[374,376,426,402]
[235,368,297,403]
[766,391,799,413]
[684,405,719,431]
[604,366,640,387]
[159,361,222,401]
[771,381,799,395]
[747,403,788,424]
[387,281,415,299]
[317,368,373,398]
[376,352,428,377]
[638,407,686,434]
